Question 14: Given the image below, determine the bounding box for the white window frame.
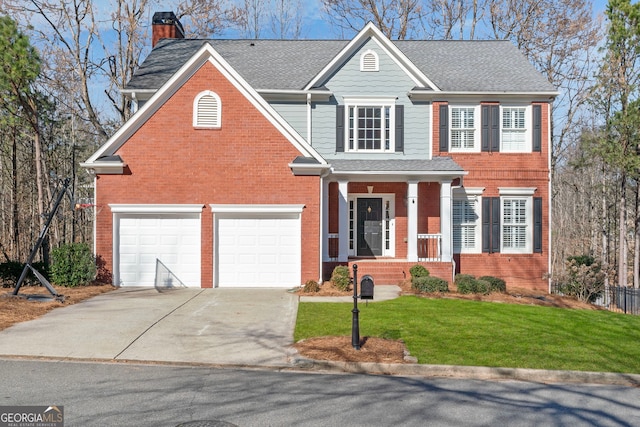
[500,105,531,152]
[499,188,536,253]
[344,97,396,153]
[360,49,379,72]
[449,105,480,152]
[452,188,483,254]
[193,90,222,128]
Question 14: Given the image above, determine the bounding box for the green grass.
[294,296,640,373]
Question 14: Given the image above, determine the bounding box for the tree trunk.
[619,174,627,287]
[635,180,640,288]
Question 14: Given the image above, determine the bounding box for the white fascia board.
[288,162,331,176]
[259,89,333,102]
[84,42,326,166]
[110,204,204,213]
[304,22,438,91]
[210,204,305,213]
[79,161,126,174]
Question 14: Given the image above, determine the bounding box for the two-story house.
[81,12,556,291]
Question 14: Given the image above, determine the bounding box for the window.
[499,188,535,253]
[501,106,528,151]
[360,49,379,72]
[344,98,396,152]
[450,106,478,151]
[193,90,221,128]
[453,188,482,253]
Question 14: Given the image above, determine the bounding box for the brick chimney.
[152,11,184,48]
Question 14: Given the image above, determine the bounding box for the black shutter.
[491,197,501,253]
[336,105,345,152]
[482,105,500,152]
[490,105,500,152]
[534,197,543,253]
[439,104,448,152]
[532,104,542,152]
[482,197,491,253]
[481,105,490,152]
[395,104,404,152]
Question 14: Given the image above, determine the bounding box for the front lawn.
[294,296,640,373]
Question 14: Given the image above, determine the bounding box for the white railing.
[417,234,442,262]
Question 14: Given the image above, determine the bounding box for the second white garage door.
[215,210,301,287]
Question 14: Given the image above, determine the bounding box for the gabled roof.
[82,42,326,168]
[125,32,556,94]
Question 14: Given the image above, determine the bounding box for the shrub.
[412,276,449,293]
[0,261,49,287]
[409,264,429,279]
[479,276,506,293]
[554,256,605,303]
[455,274,477,294]
[0,261,23,287]
[330,265,351,291]
[303,279,320,293]
[50,243,96,287]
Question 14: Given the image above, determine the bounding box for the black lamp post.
[352,264,360,350]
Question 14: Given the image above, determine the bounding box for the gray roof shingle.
[330,158,464,173]
[126,38,555,93]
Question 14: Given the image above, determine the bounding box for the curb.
[289,355,640,387]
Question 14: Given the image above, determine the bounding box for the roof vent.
[360,50,379,72]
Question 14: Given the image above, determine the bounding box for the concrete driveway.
[0,287,299,367]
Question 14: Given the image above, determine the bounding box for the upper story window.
[345,98,396,152]
[501,106,528,152]
[439,103,541,153]
[450,106,479,152]
[193,90,221,128]
[360,49,379,72]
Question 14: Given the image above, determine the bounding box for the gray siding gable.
[312,38,430,160]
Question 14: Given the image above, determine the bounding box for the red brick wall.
[433,101,551,291]
[95,60,320,287]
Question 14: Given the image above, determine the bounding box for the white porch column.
[407,180,419,262]
[440,180,453,262]
[322,178,330,261]
[338,179,349,262]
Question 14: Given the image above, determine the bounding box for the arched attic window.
[360,49,379,72]
[193,90,222,128]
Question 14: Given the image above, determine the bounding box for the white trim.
[498,187,536,196]
[210,204,304,214]
[500,196,533,254]
[193,90,222,128]
[453,187,484,196]
[343,97,397,153]
[110,204,204,213]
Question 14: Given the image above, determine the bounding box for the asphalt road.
[2,359,640,426]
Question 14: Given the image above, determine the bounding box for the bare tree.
[270,0,304,38]
[321,0,424,39]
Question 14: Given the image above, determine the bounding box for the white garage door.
[116,213,201,287]
[216,212,301,287]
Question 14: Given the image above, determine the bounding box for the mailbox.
[360,275,374,300]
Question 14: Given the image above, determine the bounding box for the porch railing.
[327,233,442,262]
[328,233,339,261]
[418,233,442,262]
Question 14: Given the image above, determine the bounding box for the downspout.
[306,93,312,145]
[319,169,331,284]
[547,102,553,293]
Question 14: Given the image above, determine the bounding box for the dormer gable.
[304,22,438,91]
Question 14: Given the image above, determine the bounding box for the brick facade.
[95,61,321,287]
